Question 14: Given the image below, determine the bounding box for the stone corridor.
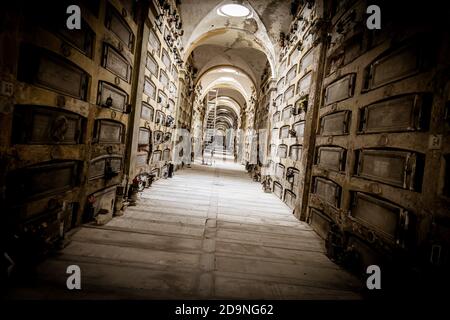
[8,159,361,299]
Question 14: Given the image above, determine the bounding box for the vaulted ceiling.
[177,0,292,115]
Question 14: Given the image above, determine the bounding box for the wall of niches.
[260,0,450,272]
[308,0,450,271]
[0,0,139,244]
[130,0,186,181]
[264,0,325,218]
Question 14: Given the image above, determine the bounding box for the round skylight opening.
[217,4,250,17]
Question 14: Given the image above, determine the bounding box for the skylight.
[217,4,250,17]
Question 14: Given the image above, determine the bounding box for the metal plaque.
[277,144,287,158]
[350,192,408,241]
[138,127,150,145]
[293,121,305,137]
[280,125,290,139]
[159,70,169,87]
[324,74,355,105]
[7,161,78,201]
[312,177,341,207]
[286,65,297,85]
[290,145,302,161]
[282,106,293,120]
[161,49,171,70]
[367,45,420,90]
[12,105,83,145]
[95,120,124,144]
[163,149,171,160]
[359,94,430,133]
[144,77,156,100]
[316,146,346,171]
[18,45,89,100]
[309,208,332,239]
[149,29,161,54]
[297,72,312,95]
[136,153,148,167]
[319,111,350,136]
[284,189,296,209]
[97,81,129,112]
[146,53,158,77]
[141,102,154,121]
[356,149,421,190]
[273,181,283,198]
[102,44,132,82]
[284,85,295,101]
[105,4,134,50]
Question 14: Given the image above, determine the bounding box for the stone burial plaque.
[284,189,296,209]
[105,3,134,50]
[290,145,302,161]
[308,208,333,239]
[18,44,89,100]
[350,192,410,242]
[312,176,341,208]
[319,111,351,136]
[315,146,346,172]
[102,44,132,82]
[146,53,158,77]
[97,81,129,112]
[144,77,157,100]
[138,127,151,146]
[364,44,421,90]
[12,105,84,145]
[140,102,154,121]
[89,155,122,180]
[93,119,124,144]
[358,94,431,134]
[148,28,161,55]
[355,149,422,190]
[6,160,79,202]
[273,181,283,198]
[324,73,355,105]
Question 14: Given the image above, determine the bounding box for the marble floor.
[7,159,362,299]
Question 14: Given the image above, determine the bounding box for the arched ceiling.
[179,0,291,126]
[197,66,254,101]
[179,0,292,57]
[180,0,292,87]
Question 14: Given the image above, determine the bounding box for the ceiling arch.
[180,0,289,87]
